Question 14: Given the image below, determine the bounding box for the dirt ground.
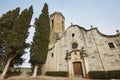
[1,73,89,80]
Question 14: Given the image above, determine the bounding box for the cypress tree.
[0,7,20,71]
[0,6,33,79]
[29,3,50,77]
[11,6,33,68]
[0,7,20,54]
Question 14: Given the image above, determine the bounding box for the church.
[45,12,120,78]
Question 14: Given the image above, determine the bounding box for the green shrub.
[88,70,120,79]
[107,70,120,79]
[45,71,68,77]
[89,71,103,79]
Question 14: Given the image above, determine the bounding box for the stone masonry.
[45,12,120,78]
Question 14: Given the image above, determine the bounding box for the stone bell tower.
[49,12,65,44]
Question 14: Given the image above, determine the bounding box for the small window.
[52,19,54,29]
[108,42,115,48]
[72,33,75,37]
[51,53,54,57]
[62,21,64,30]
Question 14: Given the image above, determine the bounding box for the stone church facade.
[45,12,120,78]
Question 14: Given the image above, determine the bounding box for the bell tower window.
[62,21,64,31]
[52,19,54,30]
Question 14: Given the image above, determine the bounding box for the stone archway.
[73,62,83,77]
[67,49,87,78]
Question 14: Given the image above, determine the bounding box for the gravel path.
[2,73,89,80]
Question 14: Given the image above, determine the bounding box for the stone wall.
[88,28,120,71]
[46,25,120,75]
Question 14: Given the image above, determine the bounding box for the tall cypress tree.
[29,3,50,77]
[0,7,20,55]
[11,6,34,68]
[0,8,20,71]
[0,6,33,79]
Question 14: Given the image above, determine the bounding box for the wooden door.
[73,62,83,77]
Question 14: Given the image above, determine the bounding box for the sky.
[0,0,120,67]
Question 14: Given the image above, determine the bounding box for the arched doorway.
[73,62,83,77]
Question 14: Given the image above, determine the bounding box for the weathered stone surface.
[45,12,120,78]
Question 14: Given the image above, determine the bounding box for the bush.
[107,70,120,79]
[88,71,104,79]
[88,70,120,79]
[45,71,68,77]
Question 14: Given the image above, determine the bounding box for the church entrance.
[73,62,83,77]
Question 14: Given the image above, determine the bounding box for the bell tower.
[50,12,65,35]
[49,12,65,44]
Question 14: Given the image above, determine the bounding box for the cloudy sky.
[0,0,120,67]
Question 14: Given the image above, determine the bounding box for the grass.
[0,67,32,74]
[20,68,31,73]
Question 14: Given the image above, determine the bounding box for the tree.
[0,7,20,55]
[0,7,20,73]
[29,3,50,77]
[0,6,33,79]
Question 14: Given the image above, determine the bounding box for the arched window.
[72,33,75,37]
[62,21,64,30]
[52,19,54,30]
[51,53,54,57]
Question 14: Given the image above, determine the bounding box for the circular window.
[72,43,78,49]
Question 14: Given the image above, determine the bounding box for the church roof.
[65,24,119,37]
